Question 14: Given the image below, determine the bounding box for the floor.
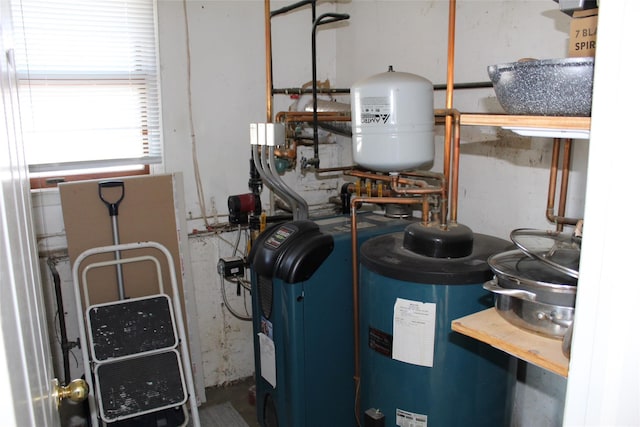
[203,376,259,427]
[60,376,259,426]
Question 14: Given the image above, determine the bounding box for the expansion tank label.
[396,408,427,427]
[360,96,390,124]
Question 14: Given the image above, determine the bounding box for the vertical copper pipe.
[557,139,573,232]
[264,0,273,122]
[446,0,456,111]
[442,0,456,225]
[443,132,452,217]
[450,111,460,223]
[546,138,561,224]
[546,138,580,227]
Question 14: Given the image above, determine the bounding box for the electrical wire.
[232,224,242,257]
[219,273,252,321]
[230,276,252,292]
[182,0,211,230]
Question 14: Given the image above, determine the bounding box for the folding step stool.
[73,241,200,427]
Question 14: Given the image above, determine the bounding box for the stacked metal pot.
[483,228,581,357]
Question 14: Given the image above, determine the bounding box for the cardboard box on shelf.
[569,8,598,57]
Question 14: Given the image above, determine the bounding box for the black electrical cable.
[47,257,71,385]
[270,0,314,18]
[310,12,350,168]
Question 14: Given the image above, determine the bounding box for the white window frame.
[10,0,163,187]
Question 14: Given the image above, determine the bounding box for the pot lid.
[488,249,578,292]
[510,228,580,279]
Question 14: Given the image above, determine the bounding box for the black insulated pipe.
[47,257,75,385]
[271,0,315,18]
[310,12,350,169]
[272,82,492,95]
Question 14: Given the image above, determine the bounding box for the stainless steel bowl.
[484,249,578,339]
[487,57,594,116]
[484,278,574,339]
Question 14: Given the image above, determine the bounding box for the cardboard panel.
[60,174,185,308]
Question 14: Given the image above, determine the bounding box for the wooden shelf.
[459,113,591,130]
[451,308,569,378]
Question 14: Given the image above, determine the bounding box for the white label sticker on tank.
[396,408,427,427]
[392,298,436,367]
[360,96,391,124]
[258,332,276,387]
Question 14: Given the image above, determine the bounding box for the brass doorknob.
[52,378,89,407]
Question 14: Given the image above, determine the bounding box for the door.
[1,0,61,425]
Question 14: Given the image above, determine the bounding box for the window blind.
[11,0,162,174]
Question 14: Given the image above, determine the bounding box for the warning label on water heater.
[360,96,391,124]
[396,408,427,427]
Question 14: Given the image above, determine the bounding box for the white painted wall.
[30,2,605,424]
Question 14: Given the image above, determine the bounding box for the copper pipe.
[389,174,440,194]
[389,176,441,225]
[450,110,461,223]
[434,108,462,225]
[546,138,581,228]
[271,111,350,162]
[399,169,446,182]
[264,0,273,122]
[345,170,445,226]
[345,169,443,188]
[443,118,452,217]
[547,138,561,223]
[275,111,351,122]
[446,0,456,112]
[316,165,356,173]
[441,0,456,223]
[556,138,573,232]
[341,182,395,198]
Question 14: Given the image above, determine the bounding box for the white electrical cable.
[182,0,210,229]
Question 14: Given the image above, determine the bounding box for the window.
[11,0,162,188]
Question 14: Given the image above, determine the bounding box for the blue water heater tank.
[359,223,515,427]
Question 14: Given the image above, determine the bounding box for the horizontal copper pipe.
[275,111,350,123]
[316,165,357,173]
[345,169,443,188]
